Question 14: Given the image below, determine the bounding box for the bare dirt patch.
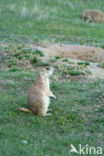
[29,43,104,80]
[29,44,104,62]
[1,43,104,80]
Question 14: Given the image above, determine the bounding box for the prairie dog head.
[39,67,54,78]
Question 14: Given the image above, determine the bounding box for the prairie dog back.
[28,67,56,116]
[80,10,104,22]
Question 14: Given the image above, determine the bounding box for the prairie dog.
[80,10,104,22]
[18,67,56,116]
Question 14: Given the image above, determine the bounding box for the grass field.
[0,0,104,44]
[0,0,104,156]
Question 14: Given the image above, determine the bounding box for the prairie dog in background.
[18,67,56,116]
[80,10,104,22]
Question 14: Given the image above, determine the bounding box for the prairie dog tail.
[17,107,32,113]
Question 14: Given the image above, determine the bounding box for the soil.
[29,43,104,62]
[1,43,104,80]
[29,43,104,80]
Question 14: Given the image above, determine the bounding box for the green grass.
[0,70,104,156]
[99,62,104,68]
[53,65,87,80]
[0,0,104,155]
[34,60,50,67]
[0,0,104,44]
[5,46,45,67]
[50,58,57,63]
[69,70,84,76]
[55,56,61,60]
[77,61,90,66]
[50,56,61,63]
[63,58,69,62]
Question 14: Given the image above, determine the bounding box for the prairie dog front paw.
[53,95,56,99]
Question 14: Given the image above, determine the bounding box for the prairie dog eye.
[46,67,50,70]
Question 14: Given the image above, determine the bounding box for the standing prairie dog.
[80,10,104,22]
[18,67,56,116]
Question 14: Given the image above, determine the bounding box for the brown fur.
[80,10,104,22]
[18,67,56,116]
[17,107,32,113]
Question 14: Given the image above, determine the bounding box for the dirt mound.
[31,44,104,62]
